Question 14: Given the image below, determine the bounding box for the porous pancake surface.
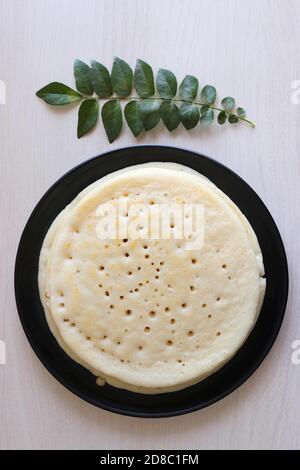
[39,165,265,393]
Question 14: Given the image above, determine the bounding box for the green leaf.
[156,69,177,99]
[218,110,227,125]
[77,99,99,138]
[179,103,200,129]
[101,100,122,142]
[228,114,239,124]
[139,99,160,130]
[73,59,94,95]
[221,96,235,112]
[179,75,198,101]
[90,60,112,98]
[201,85,216,105]
[36,82,82,105]
[124,100,144,137]
[134,59,155,98]
[200,105,214,125]
[160,100,180,131]
[237,107,246,118]
[111,57,133,97]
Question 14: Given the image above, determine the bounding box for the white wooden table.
[0,0,299,450]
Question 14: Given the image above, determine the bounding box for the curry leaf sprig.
[36,58,255,143]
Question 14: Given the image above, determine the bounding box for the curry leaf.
[36,82,82,105]
[156,69,177,99]
[74,59,94,95]
[179,103,199,129]
[111,57,133,97]
[124,100,144,137]
[77,99,99,138]
[90,60,112,98]
[179,75,198,101]
[101,100,122,142]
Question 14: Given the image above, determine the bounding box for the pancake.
[39,164,266,393]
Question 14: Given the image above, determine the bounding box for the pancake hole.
[187,330,194,337]
[101,348,105,352]
[59,302,65,308]
[68,256,73,260]
[138,345,143,350]
[170,318,176,324]
[222,264,227,269]
[124,253,130,257]
[181,303,187,309]
[160,261,164,266]
[166,340,173,346]
[109,304,114,309]
[126,309,132,316]
[149,310,156,317]
[217,331,221,336]
[137,266,141,271]
[99,265,105,271]
[128,271,132,276]
[86,336,91,341]
[216,297,221,301]
[165,307,170,312]
[63,318,69,322]
[178,359,182,363]
[117,341,121,345]
[143,245,148,249]
[191,258,197,264]
[144,326,150,333]
[202,303,207,308]
[70,322,76,327]
[123,239,128,243]
[98,284,103,288]
[144,254,149,259]
[228,276,232,280]
[105,291,110,296]
[155,275,159,279]
[149,200,155,205]
[156,268,160,272]
[120,295,124,300]
[120,359,124,363]
[208,314,212,318]
[138,282,143,286]
[190,285,195,291]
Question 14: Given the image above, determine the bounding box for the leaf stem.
[93,95,255,128]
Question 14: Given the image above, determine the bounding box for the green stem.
[91,95,255,128]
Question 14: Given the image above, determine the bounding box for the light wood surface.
[0,0,299,450]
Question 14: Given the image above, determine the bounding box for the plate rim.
[14,145,289,418]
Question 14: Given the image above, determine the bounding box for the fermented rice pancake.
[39,164,266,393]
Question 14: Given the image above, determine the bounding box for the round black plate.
[15,146,288,418]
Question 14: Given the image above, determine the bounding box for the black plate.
[15,146,288,418]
